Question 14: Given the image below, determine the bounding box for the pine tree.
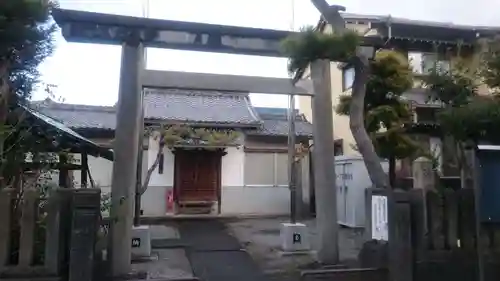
[0,0,58,186]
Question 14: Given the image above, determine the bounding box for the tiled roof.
[247,107,313,137]
[34,100,116,130]
[22,105,114,160]
[36,88,261,129]
[34,93,313,138]
[143,88,260,126]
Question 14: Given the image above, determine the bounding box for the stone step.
[301,267,388,281]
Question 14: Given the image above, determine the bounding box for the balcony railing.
[408,52,450,75]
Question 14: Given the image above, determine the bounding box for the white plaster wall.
[220,146,291,215]
[71,135,172,216]
[141,134,174,216]
[73,154,114,193]
[71,135,296,216]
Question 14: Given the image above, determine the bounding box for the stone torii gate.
[52,7,326,275]
[52,0,383,272]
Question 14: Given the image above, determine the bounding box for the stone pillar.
[68,189,101,281]
[412,156,434,241]
[461,147,476,189]
[109,34,143,276]
[412,157,435,191]
[310,59,339,264]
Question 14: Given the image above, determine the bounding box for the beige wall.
[298,22,370,156]
[298,20,491,157]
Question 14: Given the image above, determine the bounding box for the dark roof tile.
[143,88,260,125]
[33,95,313,138]
[248,107,313,137]
[35,99,116,130]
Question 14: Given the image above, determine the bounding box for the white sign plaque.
[371,195,389,241]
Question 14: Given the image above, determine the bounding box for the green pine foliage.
[336,50,420,160]
[281,26,361,74]
[0,0,58,101]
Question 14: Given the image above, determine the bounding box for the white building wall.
[142,134,174,216]
[71,134,298,216]
[220,146,290,215]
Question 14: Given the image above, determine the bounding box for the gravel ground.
[227,217,365,274]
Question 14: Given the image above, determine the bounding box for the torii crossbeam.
[52,7,317,276]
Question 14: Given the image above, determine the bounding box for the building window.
[415,107,439,123]
[342,67,355,91]
[408,52,450,75]
[244,152,288,186]
[334,139,344,156]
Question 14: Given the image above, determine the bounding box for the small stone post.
[412,156,434,247]
[68,189,101,281]
[412,157,435,191]
[461,144,476,189]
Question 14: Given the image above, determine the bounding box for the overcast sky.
[35,0,500,107]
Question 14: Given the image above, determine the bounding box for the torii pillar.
[108,32,143,275]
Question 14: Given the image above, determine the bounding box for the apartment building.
[298,13,499,177]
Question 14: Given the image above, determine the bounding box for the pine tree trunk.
[350,56,389,189]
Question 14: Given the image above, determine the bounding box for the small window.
[334,139,344,156]
[342,67,355,91]
[244,152,289,187]
[415,107,438,123]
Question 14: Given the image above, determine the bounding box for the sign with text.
[371,195,388,241]
[131,238,141,248]
[292,233,302,244]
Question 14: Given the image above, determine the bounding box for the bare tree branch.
[139,139,163,195]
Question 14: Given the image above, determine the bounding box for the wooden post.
[81,153,88,188]
[295,160,303,219]
[59,153,69,188]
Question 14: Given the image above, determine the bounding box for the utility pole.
[288,92,297,223]
[134,92,144,227]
